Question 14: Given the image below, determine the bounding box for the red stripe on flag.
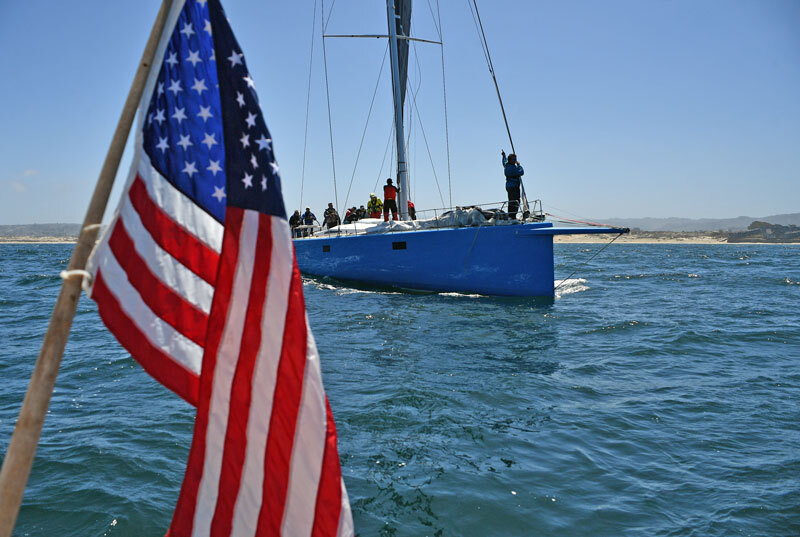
[256,262,309,535]
[92,271,200,406]
[129,175,220,284]
[169,207,244,537]
[311,397,344,537]
[109,221,208,347]
[209,214,273,536]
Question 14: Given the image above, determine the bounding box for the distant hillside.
[601,213,800,232]
[0,223,81,238]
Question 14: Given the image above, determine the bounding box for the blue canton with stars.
[142,0,285,222]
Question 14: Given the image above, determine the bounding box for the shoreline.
[2,236,798,246]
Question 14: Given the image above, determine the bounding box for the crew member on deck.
[356,205,367,220]
[344,206,358,224]
[301,207,316,225]
[407,200,416,220]
[301,207,317,237]
[289,209,301,237]
[502,150,524,219]
[367,194,383,219]
[323,202,340,229]
[383,178,399,221]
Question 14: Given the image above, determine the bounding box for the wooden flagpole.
[0,1,172,534]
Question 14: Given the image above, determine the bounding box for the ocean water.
[1,243,798,536]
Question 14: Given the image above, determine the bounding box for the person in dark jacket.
[356,205,367,220]
[289,210,301,237]
[502,150,524,219]
[323,202,340,229]
[407,200,416,220]
[383,178,399,222]
[344,206,358,224]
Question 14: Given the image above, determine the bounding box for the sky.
[0,0,798,224]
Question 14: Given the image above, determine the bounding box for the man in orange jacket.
[383,178,399,221]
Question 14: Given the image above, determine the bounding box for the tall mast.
[386,0,410,220]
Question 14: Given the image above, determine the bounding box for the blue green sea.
[1,243,798,536]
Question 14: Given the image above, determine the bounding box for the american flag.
[85,0,353,535]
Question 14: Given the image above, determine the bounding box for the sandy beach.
[554,233,728,244]
[2,234,797,245]
[0,237,78,244]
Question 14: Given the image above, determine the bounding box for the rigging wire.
[342,43,390,211]
[553,233,625,292]
[320,0,340,214]
[407,62,446,207]
[467,0,530,214]
[374,122,396,194]
[324,0,337,28]
[435,0,453,208]
[299,0,318,209]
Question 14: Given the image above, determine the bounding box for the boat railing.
[293,199,545,239]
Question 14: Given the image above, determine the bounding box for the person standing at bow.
[501,150,524,219]
[383,178,399,222]
[367,193,383,219]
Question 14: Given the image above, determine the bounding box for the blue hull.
[294,222,568,297]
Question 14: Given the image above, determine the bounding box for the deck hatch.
[322,245,331,252]
[392,241,407,250]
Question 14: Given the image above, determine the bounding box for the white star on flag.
[153,108,166,124]
[236,92,245,107]
[250,154,258,169]
[157,82,164,96]
[182,160,198,177]
[243,74,255,88]
[212,185,226,202]
[242,172,253,188]
[204,19,212,35]
[202,133,217,149]
[245,111,257,128]
[207,159,222,175]
[270,161,280,174]
[186,49,202,66]
[177,134,193,150]
[168,79,182,95]
[172,107,187,123]
[240,133,250,148]
[261,175,267,190]
[197,105,213,122]
[191,77,208,95]
[180,22,195,39]
[228,50,243,67]
[156,137,169,153]
[255,135,272,151]
[165,51,178,67]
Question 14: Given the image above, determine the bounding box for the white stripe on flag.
[230,216,293,537]
[338,480,354,537]
[192,211,260,537]
[137,148,224,252]
[118,197,214,313]
[90,241,203,375]
[281,324,327,537]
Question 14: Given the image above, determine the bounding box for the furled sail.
[389,0,412,116]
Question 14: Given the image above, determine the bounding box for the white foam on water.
[302,278,404,295]
[554,278,589,298]
[437,292,484,298]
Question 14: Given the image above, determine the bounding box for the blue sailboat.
[294,0,626,297]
